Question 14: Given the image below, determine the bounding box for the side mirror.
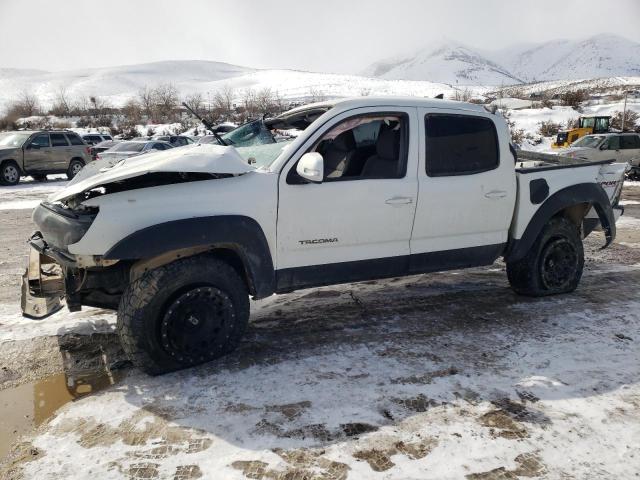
[296,152,323,183]
[28,143,40,150]
[599,144,607,150]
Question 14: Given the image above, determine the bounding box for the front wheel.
[507,216,584,296]
[1,160,21,186]
[117,256,250,375]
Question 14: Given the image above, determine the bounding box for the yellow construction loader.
[552,116,611,148]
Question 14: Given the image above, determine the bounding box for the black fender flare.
[505,183,615,263]
[103,215,275,298]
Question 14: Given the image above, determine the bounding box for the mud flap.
[21,247,65,319]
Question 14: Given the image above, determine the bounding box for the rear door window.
[51,133,69,147]
[66,133,85,145]
[621,135,640,149]
[425,114,499,176]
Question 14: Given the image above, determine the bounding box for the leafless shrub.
[561,90,587,109]
[307,87,326,103]
[565,118,579,129]
[611,110,639,131]
[451,88,472,102]
[538,120,562,137]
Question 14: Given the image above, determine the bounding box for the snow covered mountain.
[363,41,522,86]
[365,34,640,85]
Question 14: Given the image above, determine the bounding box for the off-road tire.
[117,256,250,375]
[507,216,584,296]
[67,158,85,179]
[31,174,47,182]
[0,160,21,186]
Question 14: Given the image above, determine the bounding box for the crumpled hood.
[50,143,255,202]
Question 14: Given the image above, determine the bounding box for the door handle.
[484,190,507,199]
[385,196,413,205]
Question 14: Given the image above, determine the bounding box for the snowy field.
[0,175,639,479]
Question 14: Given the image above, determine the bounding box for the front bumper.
[21,235,66,318]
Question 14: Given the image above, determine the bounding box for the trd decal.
[298,238,339,245]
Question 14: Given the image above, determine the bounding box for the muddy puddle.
[0,369,125,458]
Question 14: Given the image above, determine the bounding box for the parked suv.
[0,130,91,185]
[81,133,113,145]
[564,133,640,176]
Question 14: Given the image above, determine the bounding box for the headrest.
[332,130,356,151]
[376,127,400,160]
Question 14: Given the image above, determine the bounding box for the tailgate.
[596,162,627,207]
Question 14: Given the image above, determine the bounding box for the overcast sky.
[1,0,639,73]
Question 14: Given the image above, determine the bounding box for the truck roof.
[279,97,490,119]
[329,96,490,114]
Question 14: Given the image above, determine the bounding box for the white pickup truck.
[22,97,626,374]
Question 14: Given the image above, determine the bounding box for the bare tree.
[213,85,235,118]
[138,86,156,121]
[611,110,639,131]
[240,88,257,119]
[50,86,72,117]
[256,87,275,115]
[154,83,179,122]
[15,90,41,117]
[184,92,204,116]
[121,98,142,125]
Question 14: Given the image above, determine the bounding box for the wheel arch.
[104,216,275,299]
[505,182,615,263]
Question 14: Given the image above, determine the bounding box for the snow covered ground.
[1,177,639,478]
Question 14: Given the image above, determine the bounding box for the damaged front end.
[21,201,101,318]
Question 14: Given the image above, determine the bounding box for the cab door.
[275,106,419,290]
[49,133,72,170]
[410,108,516,272]
[23,133,52,172]
[620,134,640,164]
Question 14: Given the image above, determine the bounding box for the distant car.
[81,133,113,145]
[151,135,194,147]
[96,140,173,163]
[196,135,219,145]
[0,130,91,185]
[564,133,640,178]
[89,140,119,160]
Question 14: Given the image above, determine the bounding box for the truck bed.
[515,150,615,173]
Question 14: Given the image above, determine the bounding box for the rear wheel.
[0,160,21,186]
[507,216,584,296]
[67,159,85,179]
[117,256,250,375]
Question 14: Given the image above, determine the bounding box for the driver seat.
[323,130,356,179]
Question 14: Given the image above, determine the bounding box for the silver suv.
[0,130,91,185]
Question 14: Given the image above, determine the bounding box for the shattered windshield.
[0,132,31,147]
[235,140,293,168]
[221,120,275,147]
[573,135,605,148]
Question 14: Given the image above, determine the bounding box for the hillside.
[364,34,640,85]
[0,60,470,113]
